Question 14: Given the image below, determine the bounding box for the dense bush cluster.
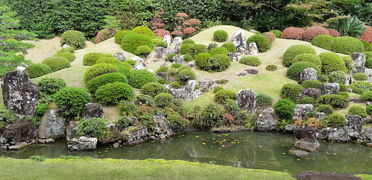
[60,30,86,49]
[213,30,228,42]
[214,90,237,104]
[37,78,67,95]
[53,87,92,119]
[121,33,154,54]
[281,27,304,40]
[128,70,157,88]
[302,26,329,41]
[287,62,320,81]
[180,43,207,57]
[282,45,316,67]
[42,57,71,72]
[83,53,112,66]
[331,36,364,55]
[84,63,118,82]
[280,84,303,102]
[274,99,296,120]
[319,52,346,74]
[196,54,231,72]
[95,82,134,105]
[140,82,167,97]
[26,64,52,78]
[311,35,335,50]
[87,73,128,93]
[247,34,271,52]
[292,53,321,67]
[239,56,261,66]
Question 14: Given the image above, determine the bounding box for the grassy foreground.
[0,158,295,180]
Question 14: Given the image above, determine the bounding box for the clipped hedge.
[128,70,157,88]
[348,105,367,118]
[322,113,346,127]
[87,72,128,93]
[135,45,152,57]
[214,89,237,104]
[140,82,167,97]
[222,43,236,53]
[42,57,70,72]
[195,53,212,69]
[210,47,229,56]
[328,71,346,84]
[349,82,372,94]
[311,34,335,50]
[132,26,154,37]
[154,93,174,108]
[280,83,304,102]
[265,65,278,71]
[331,36,364,55]
[319,52,346,74]
[361,91,372,101]
[83,53,112,66]
[318,94,348,108]
[287,62,320,81]
[26,63,52,78]
[353,73,368,81]
[293,53,321,67]
[95,82,134,105]
[282,45,316,67]
[281,27,304,40]
[96,56,121,65]
[121,34,154,54]
[84,63,118,82]
[60,30,86,49]
[180,43,207,57]
[37,77,66,95]
[302,80,322,88]
[114,30,135,44]
[247,34,271,52]
[274,99,296,120]
[202,54,231,72]
[239,56,261,66]
[53,87,91,119]
[270,30,281,38]
[54,51,76,62]
[213,30,228,42]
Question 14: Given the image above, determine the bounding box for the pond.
[1,131,371,175]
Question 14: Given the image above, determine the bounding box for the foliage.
[367,105,372,116]
[280,84,303,102]
[60,30,86,49]
[87,73,127,93]
[26,64,52,78]
[114,30,135,44]
[171,12,202,38]
[359,27,372,43]
[263,32,275,43]
[348,105,367,118]
[214,90,237,104]
[154,93,174,108]
[135,45,152,57]
[128,70,157,88]
[37,78,66,95]
[195,53,212,69]
[35,103,49,117]
[265,65,277,71]
[166,54,176,61]
[287,62,320,81]
[222,43,236,53]
[210,47,229,56]
[317,104,334,115]
[282,45,316,67]
[328,16,367,37]
[302,80,322,89]
[213,86,224,93]
[55,51,76,62]
[247,34,271,52]
[135,94,155,106]
[198,104,224,130]
[319,52,346,74]
[176,69,196,85]
[95,82,134,105]
[41,57,70,72]
[353,73,368,81]
[270,30,281,38]
[239,56,261,66]
[140,82,167,97]
[273,99,295,120]
[311,34,335,50]
[96,56,120,65]
[0,107,16,123]
[331,36,364,55]
[293,53,321,67]
[132,26,155,37]
[342,56,354,72]
[328,71,346,84]
[121,34,154,54]
[53,87,92,119]
[256,93,273,109]
[318,94,348,108]
[201,54,231,72]
[302,26,329,41]
[84,63,118,82]
[361,91,372,101]
[180,43,207,57]
[83,53,112,66]
[322,113,346,128]
[349,82,372,94]
[213,30,228,42]
[77,118,106,140]
[281,27,304,40]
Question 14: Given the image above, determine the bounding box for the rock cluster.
[0,121,37,150]
[294,104,313,120]
[237,89,256,113]
[294,128,320,152]
[321,83,339,95]
[37,109,65,140]
[68,136,98,150]
[256,108,279,131]
[113,52,125,62]
[82,103,104,119]
[299,68,317,84]
[166,80,202,100]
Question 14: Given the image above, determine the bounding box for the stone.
[351,52,366,73]
[166,80,202,100]
[315,112,327,120]
[247,42,259,55]
[122,126,148,145]
[82,103,104,119]
[317,128,350,142]
[244,69,259,74]
[154,46,167,60]
[294,104,314,120]
[299,68,317,84]
[62,44,70,48]
[232,30,249,54]
[163,35,172,48]
[237,72,247,76]
[131,57,146,70]
[172,55,185,64]
[300,88,321,99]
[288,149,310,158]
[2,67,39,118]
[296,172,362,180]
[237,89,256,113]
[345,72,354,85]
[153,112,174,136]
[187,61,195,68]
[346,115,363,131]
[37,138,55,144]
[256,108,279,131]
[359,128,372,144]
[365,68,372,82]
[2,121,37,144]
[113,52,125,62]
[198,80,215,91]
[38,109,65,139]
[321,83,339,95]
[68,136,98,150]
[9,142,29,150]
[294,128,320,152]
[168,37,182,54]
[229,52,242,62]
[66,121,78,142]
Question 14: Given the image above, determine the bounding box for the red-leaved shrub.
[172,30,183,36]
[154,29,171,38]
[223,112,235,125]
[327,28,340,37]
[281,27,305,40]
[263,32,276,43]
[359,26,372,43]
[183,27,196,35]
[302,26,329,41]
[95,28,117,43]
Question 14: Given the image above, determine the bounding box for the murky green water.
[1,131,371,175]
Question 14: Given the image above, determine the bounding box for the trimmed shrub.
[265,65,278,71]
[96,56,120,65]
[342,56,354,72]
[170,81,181,89]
[115,63,132,77]
[35,103,49,117]
[210,47,229,56]
[153,39,168,48]
[213,86,224,93]
[239,56,261,66]
[274,99,296,120]
[26,64,52,78]
[140,82,167,97]
[247,34,271,52]
[302,26,329,41]
[298,96,315,104]
[311,34,335,50]
[42,57,70,72]
[293,53,321,67]
[328,71,346,84]
[283,45,316,67]
[128,70,157,88]
[263,32,276,43]
[135,94,154,106]
[55,51,76,62]
[319,52,346,74]
[60,30,86,49]
[361,41,372,51]
[353,73,368,81]
[348,105,367,118]
[361,91,372,101]
[183,54,193,62]
[280,83,303,101]
[121,34,154,54]
[270,30,281,38]
[37,78,66,95]
[125,59,137,66]
[202,54,231,72]
[83,53,112,66]
[154,93,174,108]
[281,27,304,40]
[57,47,75,54]
[180,43,207,57]
[132,26,154,37]
[256,93,273,108]
[84,63,118,82]
[331,37,364,55]
[214,90,237,104]
[318,94,348,108]
[303,80,322,88]
[367,105,372,115]
[135,45,152,57]
[318,74,329,83]
[287,62,320,81]
[222,43,236,53]
[95,82,134,105]
[176,69,196,85]
[114,30,135,44]
[171,63,182,69]
[77,118,105,140]
[183,39,195,44]
[198,104,224,129]
[213,30,228,42]
[365,51,372,59]
[87,73,128,93]
[317,104,334,115]
[195,53,212,69]
[322,113,346,127]
[166,54,176,61]
[327,28,340,37]
[350,82,372,94]
[53,87,92,119]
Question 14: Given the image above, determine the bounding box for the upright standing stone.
[113,53,125,62]
[38,109,66,139]
[299,68,317,84]
[294,104,314,120]
[2,67,39,118]
[232,30,249,54]
[247,42,259,55]
[168,37,182,54]
[154,47,167,60]
[321,83,339,95]
[236,89,256,113]
[163,35,172,48]
[82,103,104,119]
[351,52,366,73]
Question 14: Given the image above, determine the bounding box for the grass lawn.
[0,158,295,180]
[32,66,88,88]
[335,102,367,115]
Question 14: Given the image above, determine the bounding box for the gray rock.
[294,104,313,120]
[299,68,317,84]
[256,108,279,131]
[66,121,78,142]
[2,67,39,118]
[172,55,185,64]
[346,115,363,131]
[198,81,215,92]
[300,88,321,99]
[248,42,259,55]
[122,126,148,145]
[321,83,339,95]
[82,103,104,119]
[244,69,259,74]
[163,35,172,48]
[37,138,55,144]
[68,136,98,150]
[315,112,327,120]
[351,52,366,73]
[359,128,372,144]
[318,127,350,142]
[2,121,37,145]
[168,37,182,54]
[153,112,174,136]
[154,47,167,60]
[232,30,249,54]
[167,80,201,100]
[131,57,146,70]
[288,149,310,158]
[294,128,320,152]
[113,52,125,62]
[229,52,241,62]
[38,109,65,139]
[365,68,372,81]
[9,142,29,150]
[237,89,256,113]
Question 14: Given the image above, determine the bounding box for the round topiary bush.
[280,83,304,102]
[281,27,304,40]
[60,30,86,49]
[26,63,52,78]
[57,47,75,54]
[202,54,231,72]
[327,28,340,37]
[318,94,348,108]
[256,93,273,108]
[265,65,278,71]
[37,77,66,95]
[317,104,334,115]
[302,26,330,41]
[247,34,271,52]
[328,71,346,84]
[274,99,296,120]
[121,34,154,54]
[319,52,347,74]
[53,87,92,119]
[270,30,282,38]
[348,105,367,118]
[302,80,322,88]
[195,53,212,69]
[214,89,237,104]
[132,26,154,37]
[114,30,135,44]
[222,42,236,53]
[311,34,335,50]
[365,51,372,59]
[176,69,196,85]
[331,36,364,55]
[84,63,118,82]
[140,82,167,97]
[83,53,112,66]
[135,45,152,57]
[213,30,228,42]
[367,105,372,115]
[87,72,128,93]
[95,82,134,105]
[77,118,106,140]
[293,53,321,67]
[361,91,372,101]
[349,82,372,94]
[282,45,316,67]
[96,56,121,65]
[239,56,261,66]
[367,58,372,69]
[42,57,70,72]
[183,39,195,44]
[322,113,346,127]
[263,32,276,43]
[183,54,193,62]
[54,51,76,62]
[353,73,368,81]
[154,93,174,108]
[180,44,207,57]
[128,70,157,88]
[287,62,320,81]
[197,104,224,129]
[210,47,229,56]
[342,56,354,72]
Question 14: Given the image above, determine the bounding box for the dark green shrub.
[96,56,120,65]
[365,51,372,59]
[135,94,154,106]
[287,62,320,81]
[166,54,176,62]
[180,43,207,57]
[153,39,168,48]
[282,45,316,67]
[214,90,236,104]
[84,63,118,82]
[224,99,239,113]
[54,51,76,62]
[265,65,278,71]
[77,118,105,140]
[274,99,296,120]
[366,58,372,69]
[128,70,157,88]
[361,91,372,101]
[280,83,303,101]
[115,63,132,77]
[319,52,346,74]
[318,94,348,108]
[95,82,134,105]
[199,104,224,129]
[83,53,112,66]
[60,30,86,49]
[118,101,138,116]
[183,39,195,44]
[35,103,49,117]
[270,30,281,38]
[170,81,181,88]
[213,30,228,42]
[247,34,271,52]
[26,63,52,78]
[195,53,212,69]
[37,78,66,95]
[348,105,367,117]
[202,54,231,72]
[57,47,75,54]
[367,105,372,115]
[121,34,154,54]
[318,74,329,83]
[210,47,228,56]
[42,57,70,72]
[183,54,193,62]
[311,34,334,50]
[328,71,346,84]
[342,56,354,72]
[239,56,261,66]
[293,53,321,67]
[222,42,236,53]
[171,63,182,69]
[135,45,152,57]
[353,73,368,81]
[349,82,372,94]
[154,93,174,108]
[87,73,127,93]
[132,26,154,37]
[302,80,322,88]
[331,36,364,55]
[256,93,273,108]
[53,87,92,119]
[114,30,135,44]
[140,82,167,97]
[317,105,334,115]
[213,86,224,93]
[176,69,196,85]
[322,113,346,127]
[339,84,347,92]
[0,107,16,123]
[298,96,315,104]
[166,111,187,132]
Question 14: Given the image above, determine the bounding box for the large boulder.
[351,52,366,73]
[2,67,39,118]
[321,83,339,95]
[317,127,350,142]
[299,68,317,84]
[122,125,148,145]
[358,128,372,145]
[168,37,182,54]
[82,103,104,120]
[236,89,256,113]
[256,108,279,131]
[153,112,173,138]
[38,109,66,139]
[167,80,201,100]
[294,104,313,120]
[113,52,125,62]
[68,136,97,150]
[2,121,37,145]
[66,121,78,142]
[232,30,249,54]
[154,46,167,60]
[294,128,320,152]
[300,88,321,99]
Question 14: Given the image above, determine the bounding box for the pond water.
[1,131,371,175]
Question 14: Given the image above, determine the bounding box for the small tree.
[172,12,201,38]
